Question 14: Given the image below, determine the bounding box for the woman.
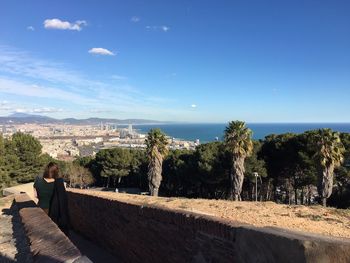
[33,162,59,214]
[34,162,70,235]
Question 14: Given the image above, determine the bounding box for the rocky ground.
[0,196,33,262]
[74,189,350,239]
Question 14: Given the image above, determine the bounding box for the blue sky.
[0,0,349,122]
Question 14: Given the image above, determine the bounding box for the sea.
[128,123,350,143]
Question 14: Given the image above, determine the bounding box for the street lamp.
[253,172,259,202]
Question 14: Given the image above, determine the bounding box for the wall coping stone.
[14,193,91,263]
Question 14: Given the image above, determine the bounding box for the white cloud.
[131,16,140,23]
[89,108,112,113]
[88,48,115,56]
[161,26,170,32]
[27,26,35,31]
[111,74,127,80]
[13,108,26,113]
[146,25,170,32]
[0,46,100,90]
[14,107,63,114]
[0,100,12,111]
[33,107,63,113]
[0,78,96,105]
[191,104,197,108]
[44,18,87,31]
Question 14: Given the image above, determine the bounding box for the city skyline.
[1,1,350,123]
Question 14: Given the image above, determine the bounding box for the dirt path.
[72,189,350,239]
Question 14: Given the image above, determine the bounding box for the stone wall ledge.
[14,193,91,263]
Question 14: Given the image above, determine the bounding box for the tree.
[145,128,168,196]
[0,134,13,195]
[73,156,101,185]
[224,121,253,201]
[127,149,148,190]
[162,149,195,197]
[312,129,345,206]
[65,164,95,188]
[95,148,134,187]
[244,141,267,201]
[194,142,229,198]
[260,133,318,204]
[10,132,43,182]
[328,133,350,208]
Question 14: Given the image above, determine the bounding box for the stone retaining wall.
[67,190,350,263]
[14,193,90,263]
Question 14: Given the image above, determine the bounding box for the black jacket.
[49,178,70,235]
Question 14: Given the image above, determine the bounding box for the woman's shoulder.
[54,177,65,186]
[34,175,43,186]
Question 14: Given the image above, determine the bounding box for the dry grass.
[69,189,350,239]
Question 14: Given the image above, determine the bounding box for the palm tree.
[145,128,168,196]
[224,121,253,201]
[313,129,344,206]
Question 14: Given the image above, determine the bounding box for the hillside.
[71,189,350,239]
[0,113,167,125]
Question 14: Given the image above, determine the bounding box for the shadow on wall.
[1,201,33,262]
[0,255,15,263]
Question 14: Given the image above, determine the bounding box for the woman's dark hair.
[43,162,59,179]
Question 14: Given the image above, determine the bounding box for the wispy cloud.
[146,25,170,32]
[0,100,64,115]
[27,26,35,31]
[0,45,176,119]
[111,74,127,80]
[89,108,113,113]
[88,48,115,56]
[44,18,87,31]
[0,46,92,88]
[0,78,96,105]
[191,104,197,108]
[131,16,140,23]
[14,107,63,114]
[0,100,12,111]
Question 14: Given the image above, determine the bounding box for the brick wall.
[67,190,350,263]
[14,194,87,262]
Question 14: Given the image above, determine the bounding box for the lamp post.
[253,172,259,202]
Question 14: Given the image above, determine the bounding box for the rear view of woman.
[33,162,59,214]
[34,162,70,235]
